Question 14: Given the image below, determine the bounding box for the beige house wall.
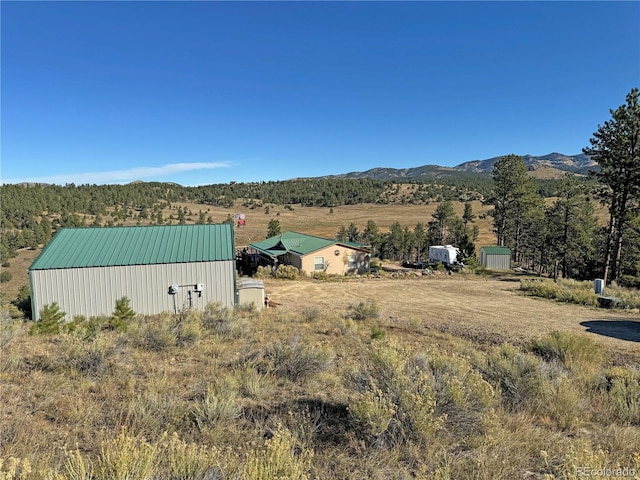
[299,245,370,275]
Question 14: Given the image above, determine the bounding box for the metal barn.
[479,246,512,270]
[29,224,236,321]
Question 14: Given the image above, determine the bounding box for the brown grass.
[262,275,640,363]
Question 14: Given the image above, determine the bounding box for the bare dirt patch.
[262,275,640,363]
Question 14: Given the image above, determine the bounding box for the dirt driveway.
[263,275,640,363]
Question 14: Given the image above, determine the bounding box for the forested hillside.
[0,174,564,260]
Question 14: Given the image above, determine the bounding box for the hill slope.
[321,152,595,180]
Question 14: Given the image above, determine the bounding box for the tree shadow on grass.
[580,319,640,343]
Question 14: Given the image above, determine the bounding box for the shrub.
[63,336,114,377]
[29,302,66,335]
[129,314,177,351]
[520,279,601,307]
[531,331,603,372]
[11,285,31,320]
[241,426,313,480]
[72,315,111,340]
[261,335,333,382]
[0,271,12,283]
[97,428,158,480]
[429,354,497,437]
[603,367,640,425]
[348,385,396,440]
[202,302,249,339]
[347,299,380,321]
[191,378,241,430]
[370,325,386,340]
[274,264,301,280]
[348,340,444,447]
[480,344,548,412]
[174,311,203,346]
[254,266,273,279]
[158,432,223,480]
[311,271,330,281]
[301,306,322,323]
[545,376,584,431]
[233,364,268,399]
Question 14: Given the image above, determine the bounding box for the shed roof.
[30,224,235,270]
[249,231,369,258]
[480,246,512,255]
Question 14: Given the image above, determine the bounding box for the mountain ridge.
[314,152,595,181]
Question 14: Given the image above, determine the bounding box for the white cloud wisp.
[3,162,231,185]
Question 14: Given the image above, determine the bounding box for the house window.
[348,254,357,270]
[314,256,325,271]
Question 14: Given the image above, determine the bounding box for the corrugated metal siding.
[30,224,234,270]
[30,260,236,321]
[480,251,512,270]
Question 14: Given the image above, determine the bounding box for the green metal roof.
[480,246,512,255]
[30,224,235,270]
[249,231,369,258]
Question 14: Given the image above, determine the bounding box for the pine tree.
[30,302,65,335]
[490,154,544,263]
[583,88,640,284]
[267,219,281,238]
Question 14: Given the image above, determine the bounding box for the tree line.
[332,200,478,265]
[0,174,562,260]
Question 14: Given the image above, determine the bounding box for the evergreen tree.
[347,223,360,242]
[489,154,544,263]
[462,202,476,226]
[583,88,640,284]
[111,297,135,331]
[413,222,429,262]
[336,225,348,242]
[544,175,599,280]
[30,303,65,335]
[267,219,281,238]
[428,200,458,245]
[362,220,381,257]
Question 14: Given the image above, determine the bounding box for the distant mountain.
[455,153,595,175]
[325,164,459,181]
[318,153,596,181]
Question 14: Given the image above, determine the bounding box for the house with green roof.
[248,231,371,275]
[29,224,236,321]
[479,246,512,270]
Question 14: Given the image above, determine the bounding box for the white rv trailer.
[428,245,461,267]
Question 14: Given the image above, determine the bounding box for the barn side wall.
[29,260,236,321]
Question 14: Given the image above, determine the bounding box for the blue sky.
[2,1,638,186]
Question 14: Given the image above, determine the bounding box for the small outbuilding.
[247,231,371,275]
[479,246,512,270]
[29,224,236,321]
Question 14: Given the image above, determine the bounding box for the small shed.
[480,246,512,270]
[29,224,236,321]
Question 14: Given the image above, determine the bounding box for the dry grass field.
[262,274,640,364]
